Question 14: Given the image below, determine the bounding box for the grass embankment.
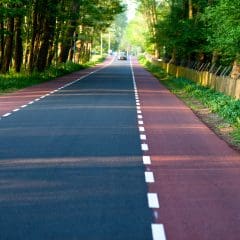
[0,55,105,94]
[139,56,240,149]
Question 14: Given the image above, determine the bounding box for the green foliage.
[202,0,240,61]
[0,62,85,93]
[136,0,240,66]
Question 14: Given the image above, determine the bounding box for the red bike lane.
[132,57,240,240]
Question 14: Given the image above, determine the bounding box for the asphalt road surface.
[0,57,240,240]
[0,58,154,240]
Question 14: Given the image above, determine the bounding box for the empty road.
[0,57,239,240]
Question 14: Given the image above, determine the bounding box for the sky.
[125,0,137,21]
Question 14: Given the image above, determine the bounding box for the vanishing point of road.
[0,57,239,240]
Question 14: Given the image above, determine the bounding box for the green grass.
[138,55,240,145]
[0,55,105,94]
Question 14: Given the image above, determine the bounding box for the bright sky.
[125,0,137,21]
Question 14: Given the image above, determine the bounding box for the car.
[117,52,127,60]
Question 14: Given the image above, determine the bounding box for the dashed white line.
[21,105,27,108]
[131,56,166,240]
[143,156,152,165]
[151,224,167,240]
[145,171,155,183]
[2,113,11,117]
[145,172,155,183]
[13,108,20,112]
[141,143,149,151]
[147,193,160,208]
[140,134,147,140]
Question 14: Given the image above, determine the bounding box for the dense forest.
[0,0,125,73]
[126,0,240,78]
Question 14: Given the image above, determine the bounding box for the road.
[0,57,240,240]
[0,58,153,240]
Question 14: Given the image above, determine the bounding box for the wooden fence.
[150,58,240,99]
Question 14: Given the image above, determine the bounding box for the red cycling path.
[131,57,240,240]
[0,57,113,116]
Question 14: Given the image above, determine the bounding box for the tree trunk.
[36,15,55,71]
[1,17,14,73]
[0,20,4,68]
[14,16,23,72]
[28,3,38,72]
[230,60,240,79]
[188,0,193,19]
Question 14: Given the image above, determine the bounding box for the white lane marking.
[151,224,167,240]
[40,96,45,99]
[21,105,27,108]
[140,134,146,140]
[28,101,34,104]
[139,126,145,132]
[35,98,40,101]
[143,156,151,164]
[138,120,144,125]
[3,113,11,117]
[136,102,140,106]
[141,143,149,151]
[145,172,155,183]
[137,110,142,114]
[13,108,20,112]
[137,106,141,110]
[138,115,143,119]
[147,193,160,208]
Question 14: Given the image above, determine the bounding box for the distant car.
[118,52,127,60]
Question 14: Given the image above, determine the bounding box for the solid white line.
[145,172,155,183]
[151,224,167,240]
[143,156,151,164]
[147,193,160,208]
[3,113,11,117]
[140,134,146,140]
[139,126,145,132]
[138,120,144,125]
[141,143,149,151]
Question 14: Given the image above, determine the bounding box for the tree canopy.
[131,0,240,76]
[0,0,125,73]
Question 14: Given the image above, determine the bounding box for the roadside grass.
[0,55,105,94]
[138,56,240,147]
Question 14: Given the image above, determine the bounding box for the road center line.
[147,193,160,208]
[151,224,167,240]
[145,172,155,183]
